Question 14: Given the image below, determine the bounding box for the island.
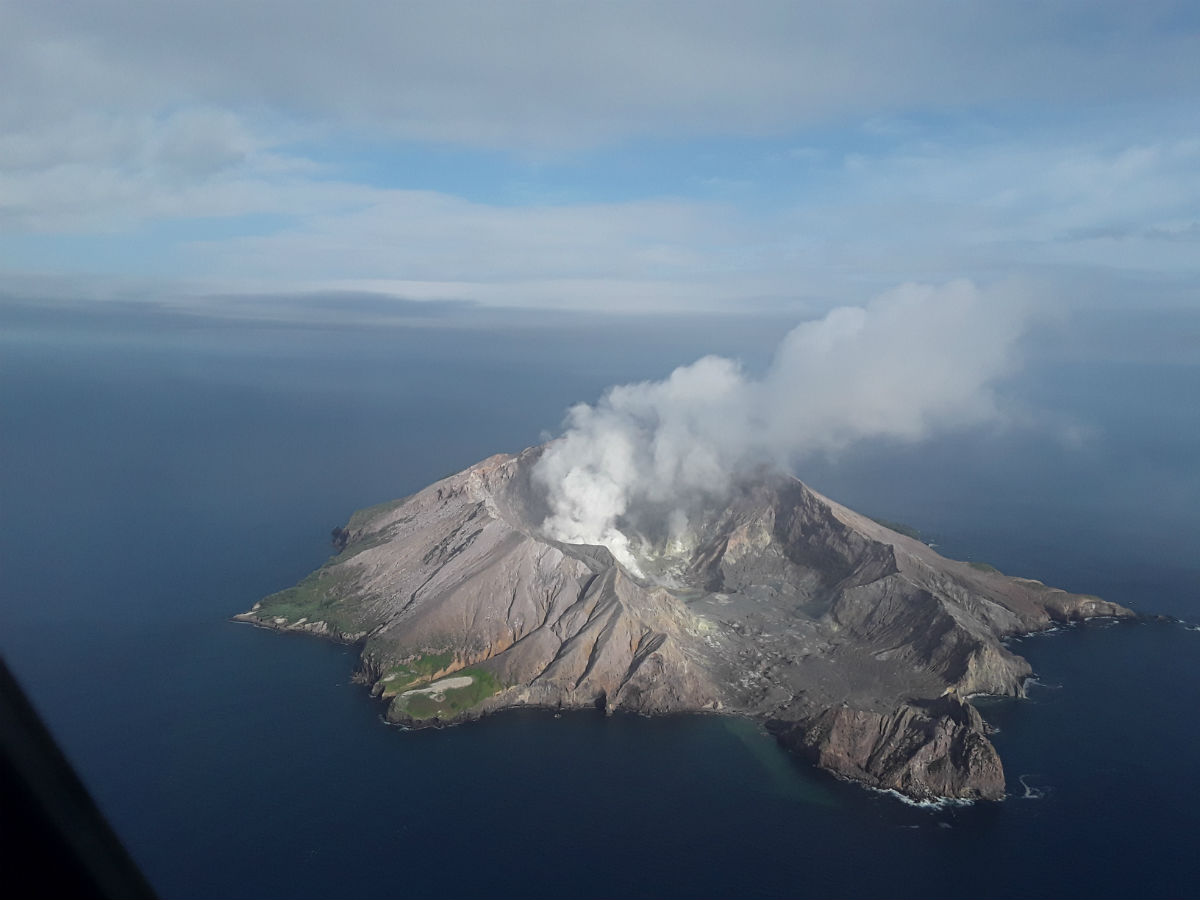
[236,447,1132,801]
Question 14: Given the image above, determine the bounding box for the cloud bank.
[7,3,1196,149]
[2,2,1197,312]
[532,280,1030,571]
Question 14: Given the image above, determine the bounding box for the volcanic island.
[236,447,1132,802]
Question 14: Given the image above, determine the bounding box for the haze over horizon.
[2,1,1198,319]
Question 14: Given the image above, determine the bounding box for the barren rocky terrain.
[237,447,1132,800]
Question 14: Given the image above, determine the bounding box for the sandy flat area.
[401,675,474,699]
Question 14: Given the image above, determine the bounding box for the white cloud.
[0,106,323,232]
[0,1,1197,312]
[184,190,756,290]
[775,136,1200,278]
[5,2,1196,149]
[3,123,1197,311]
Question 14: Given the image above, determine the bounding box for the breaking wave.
[869,786,976,809]
[1018,774,1047,800]
[1025,677,1062,690]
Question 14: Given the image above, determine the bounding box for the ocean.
[1,298,1197,898]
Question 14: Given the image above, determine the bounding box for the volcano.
[237,447,1132,801]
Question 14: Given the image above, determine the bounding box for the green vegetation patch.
[345,498,408,533]
[377,651,456,697]
[256,564,358,632]
[328,530,391,565]
[323,498,413,564]
[389,668,503,721]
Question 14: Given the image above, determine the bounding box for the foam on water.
[868,786,976,810]
[1018,775,1047,800]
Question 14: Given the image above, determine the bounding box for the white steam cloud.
[532,280,1032,573]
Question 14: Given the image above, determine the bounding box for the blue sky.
[1,1,1198,314]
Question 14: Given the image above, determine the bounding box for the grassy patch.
[390,668,502,721]
[968,561,1000,574]
[377,651,456,697]
[328,530,391,565]
[323,498,413,564]
[345,498,408,532]
[256,565,358,632]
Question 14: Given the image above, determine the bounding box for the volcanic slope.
[237,447,1132,801]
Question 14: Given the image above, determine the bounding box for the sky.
[1,1,1198,315]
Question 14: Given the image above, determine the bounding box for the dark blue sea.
[2,298,1198,899]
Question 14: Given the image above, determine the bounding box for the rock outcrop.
[236,447,1133,801]
[771,696,1005,800]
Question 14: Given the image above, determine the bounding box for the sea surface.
[1,299,1198,899]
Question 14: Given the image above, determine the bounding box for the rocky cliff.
[235,447,1133,801]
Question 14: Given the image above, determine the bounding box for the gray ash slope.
[237,446,1132,801]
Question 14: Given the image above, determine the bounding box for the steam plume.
[532,280,1030,572]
